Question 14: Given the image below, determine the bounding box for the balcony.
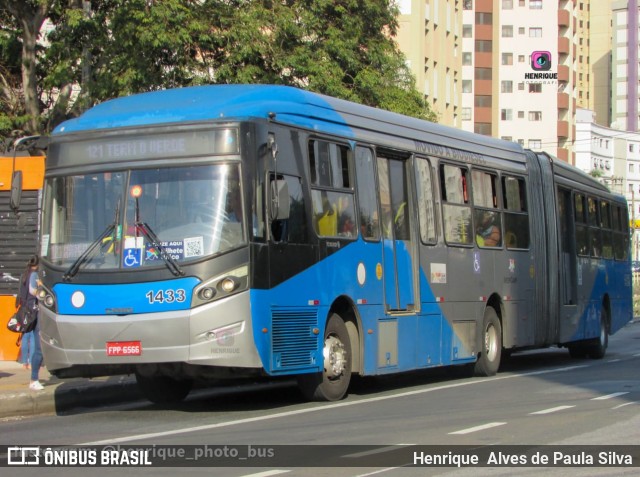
[558,65,570,82]
[475,107,492,124]
[558,120,569,139]
[558,92,570,110]
[558,37,570,55]
[556,148,569,162]
[558,9,570,28]
[475,79,492,95]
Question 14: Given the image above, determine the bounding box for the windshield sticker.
[41,234,50,256]
[123,248,142,268]
[145,241,185,261]
[184,236,204,258]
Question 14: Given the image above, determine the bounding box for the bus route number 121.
[145,289,186,304]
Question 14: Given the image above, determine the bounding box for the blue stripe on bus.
[53,277,201,315]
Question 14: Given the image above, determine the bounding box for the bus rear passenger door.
[377,155,418,312]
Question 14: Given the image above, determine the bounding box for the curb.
[0,376,141,419]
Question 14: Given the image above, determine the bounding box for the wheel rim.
[323,335,347,380]
[484,323,498,362]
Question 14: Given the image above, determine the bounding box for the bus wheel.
[588,309,609,359]
[135,373,193,404]
[474,307,502,377]
[297,314,352,401]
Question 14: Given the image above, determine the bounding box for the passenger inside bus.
[476,211,501,247]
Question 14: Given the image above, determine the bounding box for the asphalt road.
[2,321,639,476]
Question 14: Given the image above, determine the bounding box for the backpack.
[6,270,38,335]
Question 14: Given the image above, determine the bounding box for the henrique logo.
[531,51,552,71]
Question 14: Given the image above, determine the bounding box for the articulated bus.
[0,140,45,360]
[37,85,632,403]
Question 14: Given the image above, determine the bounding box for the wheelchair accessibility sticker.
[123,248,142,268]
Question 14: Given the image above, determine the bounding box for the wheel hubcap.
[485,324,498,361]
[323,335,347,380]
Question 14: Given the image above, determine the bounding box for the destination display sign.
[49,129,238,168]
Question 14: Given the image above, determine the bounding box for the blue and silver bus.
[38,85,633,403]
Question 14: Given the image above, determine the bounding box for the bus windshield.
[41,163,245,270]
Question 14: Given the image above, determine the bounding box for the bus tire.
[588,309,609,359]
[474,307,502,377]
[297,314,352,401]
[135,373,193,404]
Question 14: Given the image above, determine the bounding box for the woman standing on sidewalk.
[20,255,43,391]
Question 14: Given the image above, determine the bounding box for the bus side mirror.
[10,170,23,212]
[270,179,290,220]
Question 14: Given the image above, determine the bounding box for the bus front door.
[377,157,417,312]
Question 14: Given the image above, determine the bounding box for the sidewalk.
[0,361,140,419]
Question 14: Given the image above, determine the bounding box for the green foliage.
[2,0,436,141]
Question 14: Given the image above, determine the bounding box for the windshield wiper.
[63,198,121,281]
[135,221,185,277]
[63,223,115,281]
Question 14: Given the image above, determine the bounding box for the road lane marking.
[529,405,575,415]
[344,444,413,458]
[591,392,630,400]
[79,364,591,445]
[612,402,637,409]
[448,422,506,435]
[241,471,290,477]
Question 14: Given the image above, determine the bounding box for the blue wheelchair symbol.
[123,248,141,268]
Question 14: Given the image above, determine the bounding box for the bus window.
[269,173,307,244]
[600,200,613,259]
[472,170,502,248]
[415,157,436,244]
[502,175,529,249]
[574,193,589,256]
[587,197,602,257]
[355,146,380,240]
[309,140,356,238]
[612,205,630,260]
[440,164,472,245]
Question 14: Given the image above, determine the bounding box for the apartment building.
[396,0,577,163]
[397,0,463,127]
[611,0,639,132]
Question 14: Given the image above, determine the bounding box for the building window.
[475,95,492,107]
[630,144,635,153]
[518,82,525,90]
[474,123,492,135]
[502,53,513,65]
[518,27,525,35]
[462,52,472,65]
[528,139,541,149]
[462,80,472,93]
[501,80,513,93]
[528,111,542,121]
[463,24,473,38]
[476,12,493,24]
[502,0,513,8]
[464,0,473,10]
[530,0,542,9]
[462,107,472,120]
[502,25,513,37]
[529,83,542,93]
[475,40,492,52]
[474,68,492,80]
[630,163,635,173]
[519,0,525,6]
[518,55,525,63]
[529,27,542,37]
[518,139,525,146]
[501,136,513,141]
[518,111,524,118]
[501,109,513,120]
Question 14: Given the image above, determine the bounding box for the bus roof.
[53,84,522,159]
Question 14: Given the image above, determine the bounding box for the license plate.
[106,341,141,356]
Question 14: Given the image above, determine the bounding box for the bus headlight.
[37,284,56,311]
[191,265,248,307]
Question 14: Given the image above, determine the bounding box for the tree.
[1,0,435,143]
